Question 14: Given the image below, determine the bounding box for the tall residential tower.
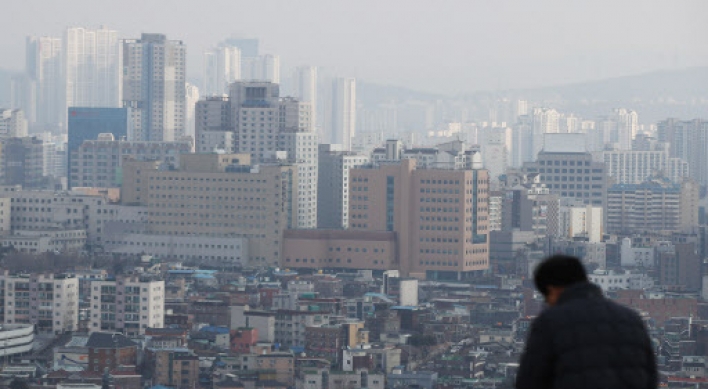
[122,33,186,142]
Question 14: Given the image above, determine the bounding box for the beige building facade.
[284,159,490,279]
[121,153,297,266]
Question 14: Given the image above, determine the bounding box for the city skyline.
[0,1,705,94]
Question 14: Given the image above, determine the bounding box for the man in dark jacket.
[516,255,657,389]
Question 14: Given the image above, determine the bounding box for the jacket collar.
[556,282,604,306]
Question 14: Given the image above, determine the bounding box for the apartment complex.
[606,178,699,234]
[599,143,689,185]
[88,276,164,335]
[658,118,708,187]
[0,271,79,334]
[121,153,298,266]
[64,26,122,111]
[284,158,490,279]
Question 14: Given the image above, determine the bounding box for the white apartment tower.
[0,272,79,335]
[331,78,356,150]
[0,109,28,138]
[185,83,200,141]
[241,54,280,83]
[64,26,122,112]
[26,36,63,128]
[278,98,318,228]
[122,33,186,142]
[89,277,164,336]
[293,66,318,130]
[478,126,511,184]
[531,107,560,157]
[203,46,241,96]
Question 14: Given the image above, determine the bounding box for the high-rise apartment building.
[122,33,186,142]
[0,271,79,334]
[26,36,63,129]
[510,116,534,167]
[284,159,490,280]
[592,109,638,151]
[64,26,122,112]
[229,81,281,161]
[241,54,280,83]
[89,276,164,335]
[331,78,356,150]
[657,119,708,188]
[598,144,689,185]
[606,178,698,234]
[121,153,298,266]
[221,37,259,58]
[195,96,233,153]
[184,83,199,141]
[293,66,318,130]
[530,108,560,157]
[317,144,369,229]
[478,126,511,184]
[0,109,28,138]
[203,46,241,96]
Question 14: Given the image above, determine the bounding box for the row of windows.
[420,188,460,194]
[420,197,460,204]
[421,216,460,222]
[285,258,387,265]
[12,197,88,204]
[420,207,459,213]
[104,240,240,250]
[539,160,591,166]
[420,249,459,255]
[420,225,460,231]
[420,237,459,243]
[327,247,385,253]
[149,176,271,183]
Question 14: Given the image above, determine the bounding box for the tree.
[9,379,29,389]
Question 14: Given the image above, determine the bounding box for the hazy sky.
[2,0,706,94]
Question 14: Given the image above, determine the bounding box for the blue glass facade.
[67,107,129,188]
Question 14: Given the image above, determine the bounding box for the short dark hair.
[533,255,588,296]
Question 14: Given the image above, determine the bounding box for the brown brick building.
[86,332,138,373]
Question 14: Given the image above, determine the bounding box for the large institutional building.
[195,81,317,229]
[121,153,298,266]
[283,158,490,280]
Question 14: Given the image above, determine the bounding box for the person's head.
[533,255,588,306]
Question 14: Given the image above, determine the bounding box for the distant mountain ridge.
[358,67,708,122]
